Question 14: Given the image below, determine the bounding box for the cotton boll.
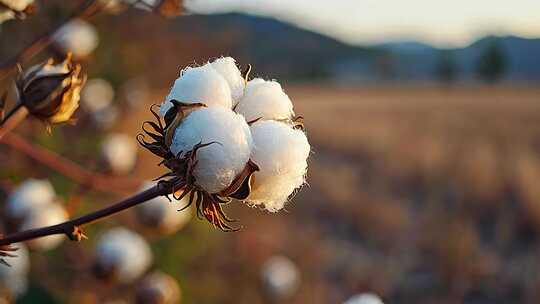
[81,78,115,113]
[0,0,33,24]
[343,293,384,304]
[95,227,152,284]
[210,57,245,104]
[135,271,181,304]
[0,243,29,298]
[5,179,56,220]
[261,256,300,300]
[235,79,294,122]
[134,182,192,234]
[52,19,98,58]
[92,105,119,129]
[121,77,150,110]
[20,203,68,251]
[100,133,138,175]
[170,107,252,193]
[248,120,310,211]
[160,65,232,115]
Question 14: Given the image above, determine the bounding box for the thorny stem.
[0,184,172,246]
[0,0,102,81]
[0,104,28,140]
[0,132,143,194]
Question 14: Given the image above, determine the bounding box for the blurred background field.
[1,1,540,303]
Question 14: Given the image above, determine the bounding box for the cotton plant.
[4,179,68,251]
[93,227,152,284]
[139,56,310,231]
[100,133,138,175]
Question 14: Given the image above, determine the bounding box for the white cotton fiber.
[135,182,192,234]
[6,179,56,220]
[235,78,294,122]
[81,78,115,113]
[20,202,68,251]
[100,133,138,175]
[160,65,232,115]
[95,227,152,284]
[52,19,98,58]
[170,107,252,193]
[209,57,245,104]
[247,120,310,212]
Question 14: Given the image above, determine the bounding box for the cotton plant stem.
[0,185,172,246]
[0,132,143,194]
[0,0,101,81]
[0,105,28,140]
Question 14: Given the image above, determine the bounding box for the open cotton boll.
[100,133,138,175]
[235,79,294,122]
[343,293,384,304]
[52,19,98,58]
[170,107,252,193]
[0,243,29,298]
[81,78,115,113]
[6,179,56,220]
[134,182,192,234]
[247,120,310,212]
[160,65,232,115]
[135,271,181,304]
[95,227,152,284]
[261,256,300,300]
[209,57,245,104]
[20,203,68,251]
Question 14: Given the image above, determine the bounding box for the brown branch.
[1,132,143,194]
[0,0,102,81]
[0,184,172,246]
[0,105,29,140]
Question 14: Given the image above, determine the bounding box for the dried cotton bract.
[52,19,98,59]
[139,57,309,230]
[100,133,138,175]
[94,227,152,284]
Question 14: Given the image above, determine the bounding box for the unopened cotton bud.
[160,65,232,115]
[170,107,252,193]
[209,57,245,104]
[81,78,115,113]
[0,0,34,23]
[343,293,384,304]
[5,179,55,220]
[235,79,294,122]
[94,227,152,284]
[52,19,98,59]
[135,271,181,304]
[100,133,138,175]
[20,202,68,251]
[261,256,300,300]
[134,182,192,234]
[0,243,29,298]
[248,120,310,211]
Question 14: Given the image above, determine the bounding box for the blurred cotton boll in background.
[160,64,232,115]
[135,271,181,304]
[52,19,99,59]
[81,78,115,114]
[170,106,253,193]
[94,227,152,284]
[261,256,300,301]
[19,202,68,251]
[100,133,138,175]
[343,293,385,304]
[121,77,150,110]
[236,79,295,122]
[0,243,29,300]
[209,57,246,104]
[0,0,34,24]
[5,179,55,220]
[134,182,192,234]
[247,120,310,212]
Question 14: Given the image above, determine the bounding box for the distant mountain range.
[175,13,540,83]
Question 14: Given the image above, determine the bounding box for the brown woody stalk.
[0,184,171,246]
[0,104,28,139]
[0,132,143,194]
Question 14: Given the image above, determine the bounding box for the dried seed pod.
[15,54,86,127]
[0,0,35,24]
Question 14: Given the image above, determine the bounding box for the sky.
[185,0,540,48]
